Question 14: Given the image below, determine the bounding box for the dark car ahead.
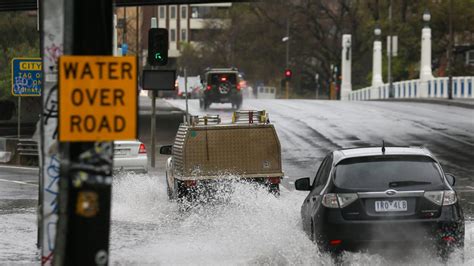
[199,68,243,110]
[295,147,464,261]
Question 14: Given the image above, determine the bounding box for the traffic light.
[148,28,168,66]
[284,69,292,80]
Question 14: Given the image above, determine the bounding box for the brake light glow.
[267,177,280,184]
[441,236,456,242]
[139,143,146,154]
[329,239,342,246]
[206,85,212,91]
[424,191,457,206]
[220,77,227,82]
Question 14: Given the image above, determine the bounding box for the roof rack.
[232,110,269,124]
[189,115,221,126]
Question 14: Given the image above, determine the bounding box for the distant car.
[295,147,464,261]
[113,140,148,173]
[256,86,276,99]
[199,68,243,110]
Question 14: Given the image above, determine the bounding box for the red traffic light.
[284,69,292,78]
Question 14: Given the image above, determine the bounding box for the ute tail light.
[139,143,147,154]
[184,180,197,187]
[206,85,212,91]
[267,177,280,184]
[322,193,358,208]
[424,191,457,206]
[329,239,342,246]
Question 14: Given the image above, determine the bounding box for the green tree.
[0,12,40,100]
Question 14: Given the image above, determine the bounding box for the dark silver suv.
[295,147,464,262]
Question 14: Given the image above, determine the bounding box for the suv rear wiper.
[389,180,431,188]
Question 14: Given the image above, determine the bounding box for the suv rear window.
[209,73,237,84]
[334,155,445,191]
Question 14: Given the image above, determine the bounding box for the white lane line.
[0,165,39,171]
[0,178,38,187]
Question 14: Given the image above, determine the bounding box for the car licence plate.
[375,200,407,212]
[114,149,128,156]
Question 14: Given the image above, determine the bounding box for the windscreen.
[209,73,237,85]
[334,156,445,191]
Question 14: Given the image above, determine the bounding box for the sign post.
[141,69,175,168]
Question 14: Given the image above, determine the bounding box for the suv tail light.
[139,143,147,154]
[424,190,457,206]
[206,85,212,91]
[322,193,358,208]
[236,83,241,91]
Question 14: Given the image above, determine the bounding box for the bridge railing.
[349,76,474,101]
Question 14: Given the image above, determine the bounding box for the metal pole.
[151,90,156,168]
[150,17,157,169]
[123,7,127,45]
[448,0,453,100]
[136,6,140,75]
[17,97,21,140]
[184,68,189,124]
[388,0,393,98]
[285,19,290,99]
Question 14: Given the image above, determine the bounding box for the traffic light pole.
[151,89,156,168]
[55,0,114,265]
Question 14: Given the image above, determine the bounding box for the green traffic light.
[155,53,163,61]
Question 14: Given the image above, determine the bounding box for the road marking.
[0,165,39,171]
[0,178,38,187]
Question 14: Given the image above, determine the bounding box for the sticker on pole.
[59,56,137,142]
[11,58,42,96]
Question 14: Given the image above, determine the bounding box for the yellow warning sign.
[59,56,137,142]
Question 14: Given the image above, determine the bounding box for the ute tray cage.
[172,111,283,180]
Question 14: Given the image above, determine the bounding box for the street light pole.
[388,0,393,98]
[448,0,453,100]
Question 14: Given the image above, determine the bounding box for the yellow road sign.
[59,56,137,142]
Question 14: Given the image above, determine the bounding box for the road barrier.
[349,76,474,101]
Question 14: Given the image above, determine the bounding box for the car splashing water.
[109,172,473,266]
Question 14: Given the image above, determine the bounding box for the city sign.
[59,56,137,142]
[11,58,42,96]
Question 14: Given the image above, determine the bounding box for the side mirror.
[295,177,311,191]
[160,145,172,155]
[445,173,456,186]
